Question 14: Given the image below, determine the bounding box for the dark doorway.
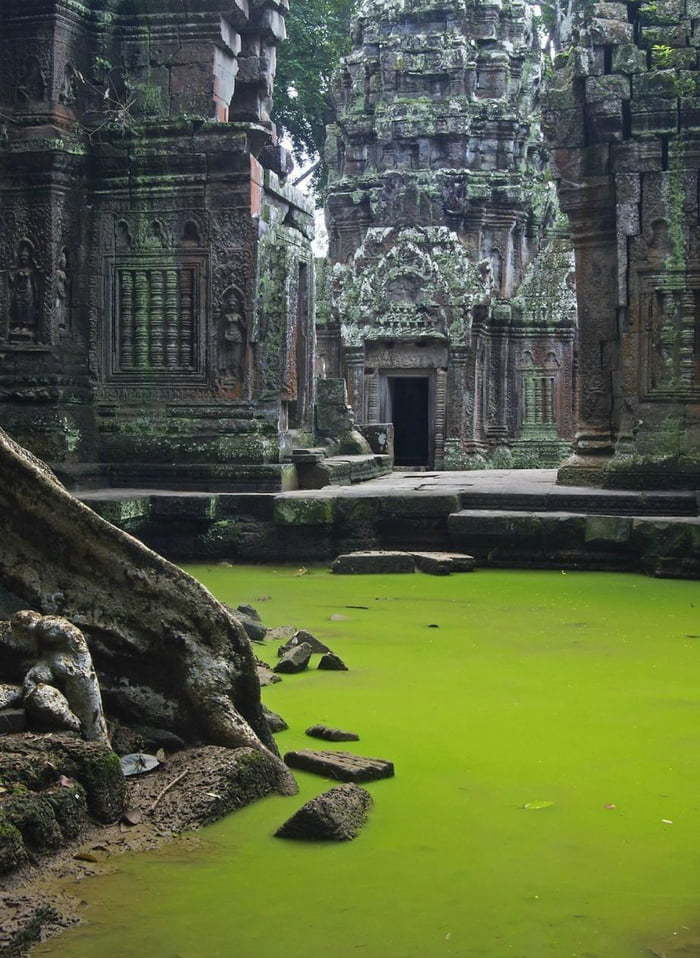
[390,377,430,467]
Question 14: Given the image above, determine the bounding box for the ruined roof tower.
[318,0,577,469]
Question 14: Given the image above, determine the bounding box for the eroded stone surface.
[274,643,313,674]
[284,749,395,783]
[275,784,372,841]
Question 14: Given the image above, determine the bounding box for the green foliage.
[651,43,674,68]
[272,0,354,187]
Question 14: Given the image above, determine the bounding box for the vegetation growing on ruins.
[273,0,354,184]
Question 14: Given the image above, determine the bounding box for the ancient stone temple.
[0,0,314,490]
[317,0,578,470]
[544,0,700,488]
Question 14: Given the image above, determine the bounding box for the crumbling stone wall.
[544,0,700,488]
[0,0,314,491]
[319,0,578,469]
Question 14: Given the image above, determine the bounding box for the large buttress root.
[0,428,297,796]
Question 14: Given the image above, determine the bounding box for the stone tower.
[0,0,314,491]
[318,0,577,469]
[544,0,700,488]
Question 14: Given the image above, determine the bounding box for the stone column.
[561,200,619,482]
[433,367,448,468]
[344,345,365,422]
[485,306,512,448]
[365,368,380,424]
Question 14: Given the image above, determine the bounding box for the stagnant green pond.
[37,567,700,958]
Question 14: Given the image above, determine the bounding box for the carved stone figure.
[54,249,70,337]
[59,63,78,106]
[9,240,41,342]
[15,55,46,105]
[12,610,110,743]
[219,285,246,383]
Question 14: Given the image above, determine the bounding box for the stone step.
[283,749,395,782]
[298,454,392,489]
[458,490,698,517]
[448,510,700,578]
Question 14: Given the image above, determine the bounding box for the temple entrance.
[385,375,431,467]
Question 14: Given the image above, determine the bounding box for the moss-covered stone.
[274,497,335,526]
[0,817,27,873]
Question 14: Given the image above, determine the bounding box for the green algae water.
[36,567,700,958]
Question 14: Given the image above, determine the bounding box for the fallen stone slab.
[412,552,476,575]
[274,643,312,674]
[306,725,359,742]
[277,630,331,657]
[318,653,348,671]
[332,551,416,574]
[263,705,288,733]
[284,749,394,783]
[275,783,372,841]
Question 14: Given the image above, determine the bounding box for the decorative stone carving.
[54,249,70,338]
[9,240,42,343]
[219,285,247,385]
[0,0,315,490]
[15,55,46,106]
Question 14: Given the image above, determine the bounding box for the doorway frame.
[379,368,435,469]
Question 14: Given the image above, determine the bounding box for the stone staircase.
[291,447,392,488]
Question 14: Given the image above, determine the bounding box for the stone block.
[612,43,650,74]
[332,551,416,574]
[587,18,634,44]
[551,145,611,179]
[283,749,395,782]
[586,75,631,102]
[275,784,372,841]
[150,495,217,520]
[612,140,663,171]
[380,494,460,518]
[584,515,632,545]
[633,69,683,99]
[306,725,359,742]
[630,97,678,135]
[274,497,335,526]
[640,24,689,46]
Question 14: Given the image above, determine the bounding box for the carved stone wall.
[319,0,577,469]
[0,0,314,491]
[544,0,700,488]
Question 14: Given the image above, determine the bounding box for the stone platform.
[78,470,700,579]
